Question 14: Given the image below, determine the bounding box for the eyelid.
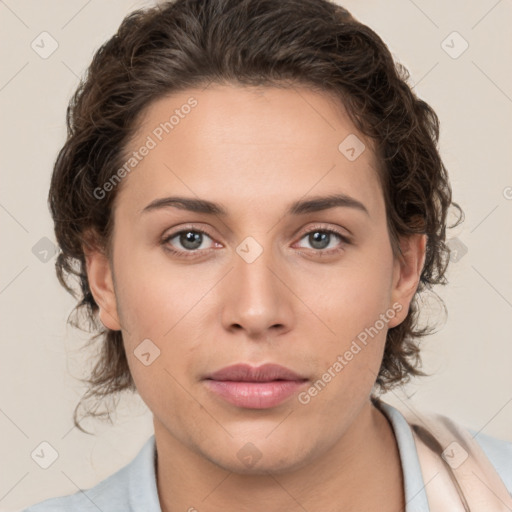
[162,224,218,241]
[295,223,352,243]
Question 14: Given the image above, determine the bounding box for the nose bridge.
[221,237,293,336]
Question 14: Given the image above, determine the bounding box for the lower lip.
[204,380,307,409]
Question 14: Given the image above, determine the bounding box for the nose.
[220,243,295,339]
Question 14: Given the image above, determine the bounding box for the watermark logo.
[442,441,468,469]
[441,31,469,59]
[32,237,57,263]
[236,236,264,263]
[31,441,59,469]
[237,442,263,468]
[31,31,59,59]
[134,338,161,366]
[447,237,468,263]
[338,134,366,161]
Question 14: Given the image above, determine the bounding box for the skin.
[86,84,426,512]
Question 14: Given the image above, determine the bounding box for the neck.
[155,399,404,512]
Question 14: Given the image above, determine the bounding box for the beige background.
[1,0,511,510]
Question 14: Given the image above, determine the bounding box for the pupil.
[181,231,202,250]
[310,231,329,249]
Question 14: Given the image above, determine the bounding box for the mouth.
[203,363,309,409]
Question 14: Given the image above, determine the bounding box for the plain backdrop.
[1,1,511,510]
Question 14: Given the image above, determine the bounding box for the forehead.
[116,84,384,219]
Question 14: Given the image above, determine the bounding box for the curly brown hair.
[50,0,463,433]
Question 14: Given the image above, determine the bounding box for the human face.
[88,84,421,474]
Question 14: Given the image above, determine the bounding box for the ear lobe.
[84,240,121,331]
[388,234,427,328]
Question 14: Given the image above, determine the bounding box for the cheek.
[295,243,396,391]
[112,238,214,339]
[297,277,392,422]
[299,246,395,341]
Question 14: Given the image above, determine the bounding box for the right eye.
[161,227,223,258]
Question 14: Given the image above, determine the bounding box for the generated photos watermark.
[298,302,403,405]
[93,96,198,200]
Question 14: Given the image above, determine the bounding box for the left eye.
[296,229,345,251]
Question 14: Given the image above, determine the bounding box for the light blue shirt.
[23,403,512,511]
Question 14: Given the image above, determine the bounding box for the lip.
[206,363,306,382]
[204,363,308,409]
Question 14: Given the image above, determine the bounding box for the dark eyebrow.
[142,193,369,217]
[288,193,369,216]
[142,196,225,215]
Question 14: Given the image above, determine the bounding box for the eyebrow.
[142,193,369,217]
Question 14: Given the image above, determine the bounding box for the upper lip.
[205,363,307,382]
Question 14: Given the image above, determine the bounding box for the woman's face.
[87,84,424,473]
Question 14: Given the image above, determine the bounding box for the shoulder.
[21,487,107,511]
[22,435,160,512]
[376,399,512,497]
[21,464,133,512]
[472,429,512,494]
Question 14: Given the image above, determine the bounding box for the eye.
[295,228,349,252]
[163,229,217,254]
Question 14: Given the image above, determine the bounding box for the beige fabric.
[400,406,512,511]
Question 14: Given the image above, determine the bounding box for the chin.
[203,437,317,476]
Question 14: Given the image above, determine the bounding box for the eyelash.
[161,225,351,259]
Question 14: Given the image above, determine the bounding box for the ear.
[387,233,427,328]
[83,237,121,331]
